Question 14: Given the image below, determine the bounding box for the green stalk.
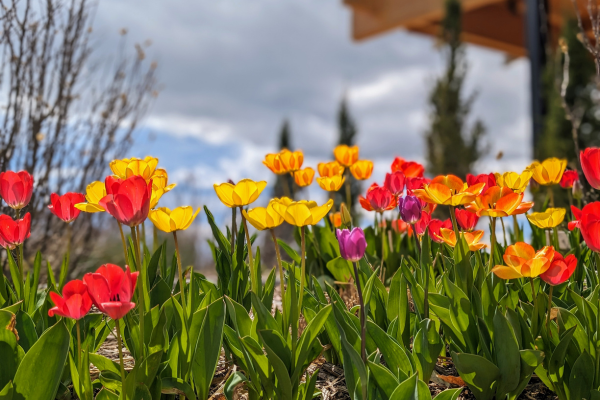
[380,212,385,282]
[270,229,287,335]
[345,169,352,209]
[130,226,145,359]
[547,186,555,208]
[530,277,537,310]
[500,217,507,247]
[153,225,159,252]
[449,206,460,237]
[115,319,127,387]
[353,261,367,363]
[488,217,497,274]
[552,227,560,250]
[173,231,189,332]
[546,285,554,337]
[242,212,257,295]
[298,226,306,313]
[117,221,128,263]
[512,214,520,242]
[231,207,237,254]
[77,319,82,399]
[412,223,421,262]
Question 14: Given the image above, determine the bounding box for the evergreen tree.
[273,119,295,199]
[335,97,361,215]
[425,0,487,178]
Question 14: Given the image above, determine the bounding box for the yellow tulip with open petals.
[110,156,160,182]
[494,170,533,193]
[317,175,345,191]
[150,168,177,209]
[528,158,567,186]
[294,167,315,187]
[273,198,334,227]
[75,181,107,213]
[413,175,485,206]
[527,208,566,229]
[317,161,344,177]
[263,153,287,174]
[466,186,532,217]
[242,200,285,230]
[214,179,267,208]
[350,160,373,180]
[492,242,555,279]
[437,228,487,251]
[279,149,304,172]
[333,145,359,167]
[149,206,201,233]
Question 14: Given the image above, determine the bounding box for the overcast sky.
[91,0,533,215]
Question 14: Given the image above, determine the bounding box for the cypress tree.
[273,119,295,199]
[335,97,361,215]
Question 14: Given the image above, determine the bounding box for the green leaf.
[192,298,226,400]
[368,361,400,400]
[277,239,301,264]
[89,353,122,376]
[161,378,196,400]
[326,257,353,283]
[0,326,18,390]
[389,373,431,400]
[224,371,248,400]
[388,270,411,348]
[549,326,576,385]
[94,388,118,400]
[12,321,70,400]
[433,388,462,400]
[15,312,37,352]
[338,318,367,400]
[452,352,500,400]
[292,305,331,384]
[204,206,231,263]
[0,382,13,400]
[569,351,595,400]
[262,334,293,399]
[414,319,443,383]
[492,309,521,399]
[367,320,413,380]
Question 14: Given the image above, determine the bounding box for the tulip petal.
[492,265,524,279]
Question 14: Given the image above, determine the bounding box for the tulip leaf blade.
[389,372,430,400]
[452,351,500,400]
[277,239,301,264]
[12,320,70,400]
[492,308,521,400]
[160,378,196,400]
[326,257,353,283]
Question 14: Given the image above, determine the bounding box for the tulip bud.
[340,203,353,227]
[398,195,422,224]
[573,180,583,200]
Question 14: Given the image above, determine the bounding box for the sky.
[90,0,534,243]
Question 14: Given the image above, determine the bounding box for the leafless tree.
[0,0,158,272]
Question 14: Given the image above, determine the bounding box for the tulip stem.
[242,213,258,295]
[488,217,497,274]
[76,319,82,398]
[546,285,554,337]
[173,231,189,330]
[141,221,147,252]
[548,186,555,208]
[500,217,507,247]
[153,225,159,252]
[450,206,460,238]
[380,213,385,282]
[67,222,72,256]
[117,221,128,264]
[114,318,127,387]
[130,226,145,359]
[299,226,306,313]
[17,243,24,297]
[552,227,560,250]
[412,224,421,263]
[231,207,237,254]
[530,277,538,310]
[512,214,520,242]
[353,261,367,364]
[270,228,287,335]
[345,169,352,210]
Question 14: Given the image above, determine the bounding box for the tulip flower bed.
[2,147,600,400]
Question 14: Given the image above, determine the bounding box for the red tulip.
[581,148,600,189]
[406,177,430,195]
[359,184,396,212]
[540,252,577,286]
[384,171,405,196]
[466,173,496,195]
[48,192,86,223]
[414,211,431,236]
[560,170,579,189]
[580,202,600,252]
[83,264,138,320]
[455,209,479,231]
[428,218,453,243]
[48,280,92,320]
[391,157,424,178]
[569,205,581,231]
[0,171,34,210]
[0,213,31,249]
[99,175,152,227]
[392,219,413,236]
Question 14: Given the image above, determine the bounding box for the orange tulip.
[350,160,373,180]
[333,145,359,167]
[294,167,315,187]
[263,153,287,174]
[329,212,342,228]
[318,161,344,177]
[436,228,487,251]
[466,186,533,217]
[413,175,485,206]
[492,242,555,279]
[279,149,304,172]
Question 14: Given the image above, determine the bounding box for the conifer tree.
[273,119,295,199]
[335,97,361,215]
[425,0,487,178]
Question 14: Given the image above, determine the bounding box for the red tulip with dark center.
[83,264,138,320]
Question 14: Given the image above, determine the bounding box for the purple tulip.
[336,227,367,262]
[398,195,422,224]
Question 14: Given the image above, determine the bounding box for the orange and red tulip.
[492,242,555,279]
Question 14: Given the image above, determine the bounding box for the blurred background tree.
[273,119,295,199]
[425,0,488,178]
[0,0,158,276]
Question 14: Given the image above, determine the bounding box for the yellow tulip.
[263,153,287,174]
[413,175,484,206]
[110,156,160,182]
[526,208,566,229]
[75,181,106,213]
[272,198,333,227]
[492,242,555,279]
[214,179,267,208]
[279,149,304,172]
[294,167,315,187]
[333,145,359,167]
[317,161,344,177]
[437,228,487,251]
[528,158,567,186]
[242,200,284,230]
[350,160,373,180]
[317,175,345,191]
[149,169,177,209]
[148,206,201,233]
[494,170,533,193]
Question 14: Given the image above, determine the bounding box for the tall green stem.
[153,225,159,252]
[298,226,306,313]
[270,229,287,334]
[345,169,352,209]
[242,212,257,295]
[117,221,128,263]
[500,217,507,247]
[512,214,520,242]
[173,231,189,331]
[552,227,560,250]
[546,285,554,337]
[488,217,497,274]
[449,206,460,237]
[353,261,367,363]
[115,319,127,386]
[76,320,82,398]
[130,226,144,359]
[231,207,237,254]
[380,213,385,282]
[547,186,555,208]
[530,277,537,310]
[412,224,421,263]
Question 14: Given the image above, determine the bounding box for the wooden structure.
[343,0,594,152]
